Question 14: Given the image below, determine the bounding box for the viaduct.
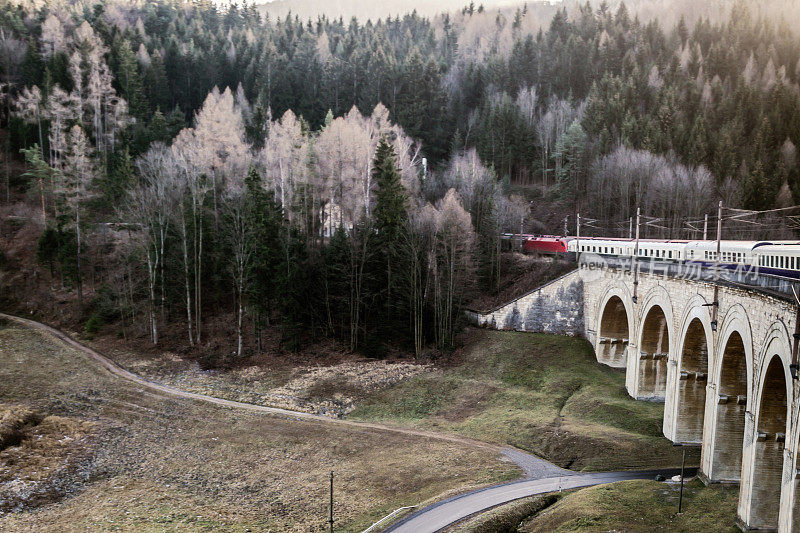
[468,261,800,531]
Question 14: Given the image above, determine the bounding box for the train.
[505,234,800,280]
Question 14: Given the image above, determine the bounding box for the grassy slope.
[518,479,739,532]
[351,329,698,471]
[0,320,517,532]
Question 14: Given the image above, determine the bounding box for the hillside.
[257,0,527,20]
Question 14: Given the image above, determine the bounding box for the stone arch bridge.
[467,263,800,531]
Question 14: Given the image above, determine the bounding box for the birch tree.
[130,143,176,343]
[222,185,254,357]
[432,189,475,349]
[172,127,210,344]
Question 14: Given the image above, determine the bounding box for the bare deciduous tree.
[222,185,254,357]
[58,125,96,307]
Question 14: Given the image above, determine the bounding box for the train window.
[668,251,672,259]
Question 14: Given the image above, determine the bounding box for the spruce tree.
[243,166,284,349]
[372,139,408,329]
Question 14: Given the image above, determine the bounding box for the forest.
[0,0,799,360]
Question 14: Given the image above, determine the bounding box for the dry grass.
[0,322,517,531]
[517,479,739,532]
[351,329,698,471]
[0,404,97,513]
[94,340,431,418]
[0,404,42,449]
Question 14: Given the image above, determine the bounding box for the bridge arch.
[701,304,754,483]
[629,286,673,400]
[739,323,792,531]
[595,284,634,369]
[663,296,714,444]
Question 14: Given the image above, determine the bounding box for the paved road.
[500,447,573,479]
[385,467,697,533]
[3,314,694,533]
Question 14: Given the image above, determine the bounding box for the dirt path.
[1,313,550,477]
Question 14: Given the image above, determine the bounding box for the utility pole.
[711,201,722,330]
[329,471,334,533]
[678,447,686,513]
[633,207,640,303]
[576,213,581,263]
[629,216,633,239]
[703,213,708,241]
[564,216,568,238]
[791,286,800,381]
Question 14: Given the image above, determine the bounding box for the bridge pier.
[739,355,789,530]
[702,328,749,483]
[469,266,800,530]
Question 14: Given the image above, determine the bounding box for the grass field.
[518,478,739,532]
[0,319,518,531]
[350,328,698,471]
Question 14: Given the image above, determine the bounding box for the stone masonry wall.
[466,269,585,336]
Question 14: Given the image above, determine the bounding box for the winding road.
[1,313,695,532]
[384,467,696,532]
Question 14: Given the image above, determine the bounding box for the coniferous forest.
[1,0,799,361]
